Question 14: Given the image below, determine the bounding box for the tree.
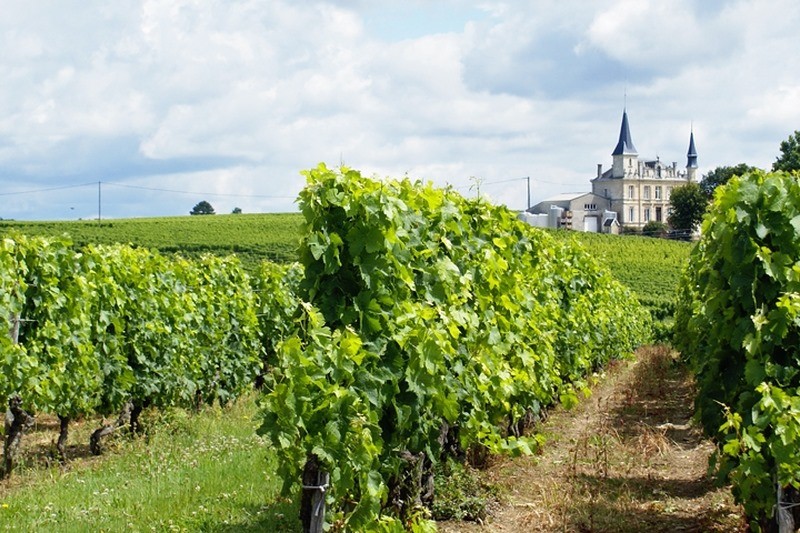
[190,201,215,215]
[699,164,759,198]
[231,207,242,214]
[668,181,707,238]
[773,130,800,172]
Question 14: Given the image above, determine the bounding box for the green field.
[565,231,693,308]
[0,213,691,304]
[0,213,304,268]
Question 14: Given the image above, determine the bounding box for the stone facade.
[525,109,698,233]
[590,110,698,229]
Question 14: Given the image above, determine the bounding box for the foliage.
[0,235,262,440]
[553,231,692,342]
[641,221,668,238]
[259,164,651,530]
[700,164,760,198]
[232,207,243,214]
[667,181,707,236]
[773,130,800,173]
[190,201,216,215]
[674,170,800,528]
[251,261,304,379]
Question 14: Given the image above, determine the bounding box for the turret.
[686,130,698,181]
[612,109,637,178]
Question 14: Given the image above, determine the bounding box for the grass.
[0,395,300,532]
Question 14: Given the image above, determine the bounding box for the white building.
[524,109,698,232]
[526,192,620,233]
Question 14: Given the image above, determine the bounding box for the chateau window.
[667,186,673,199]
[655,186,662,200]
[628,185,634,199]
[628,207,635,222]
[644,208,651,222]
[643,186,651,200]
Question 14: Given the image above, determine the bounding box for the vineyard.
[1,166,794,531]
[0,235,269,473]
[0,213,304,268]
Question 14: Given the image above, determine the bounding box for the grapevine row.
[675,170,800,530]
[258,165,652,530]
[0,234,295,475]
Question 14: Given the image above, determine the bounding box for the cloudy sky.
[1,0,798,220]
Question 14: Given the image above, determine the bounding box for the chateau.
[524,110,698,232]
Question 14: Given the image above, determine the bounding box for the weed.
[431,459,501,523]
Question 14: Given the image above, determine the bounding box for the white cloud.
[0,0,798,219]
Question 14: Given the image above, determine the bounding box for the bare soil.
[438,346,748,533]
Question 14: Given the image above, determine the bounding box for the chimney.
[597,164,603,178]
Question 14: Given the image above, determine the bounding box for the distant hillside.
[0,213,304,268]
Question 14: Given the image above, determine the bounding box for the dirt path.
[439,346,747,532]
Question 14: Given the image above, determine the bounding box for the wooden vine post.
[300,455,329,533]
[776,482,795,533]
[3,314,35,479]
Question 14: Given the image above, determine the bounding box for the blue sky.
[1,0,799,220]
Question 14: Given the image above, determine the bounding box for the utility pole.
[526,176,531,210]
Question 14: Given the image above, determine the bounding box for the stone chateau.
[522,110,698,233]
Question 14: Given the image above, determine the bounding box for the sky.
[1,0,799,220]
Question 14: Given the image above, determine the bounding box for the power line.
[0,180,297,200]
[451,176,526,191]
[0,182,97,196]
[102,181,297,199]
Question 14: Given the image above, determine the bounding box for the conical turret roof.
[686,130,698,168]
[612,109,637,156]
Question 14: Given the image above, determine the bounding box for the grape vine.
[675,170,800,530]
[0,234,263,472]
[259,164,651,530]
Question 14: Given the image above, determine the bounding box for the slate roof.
[687,131,698,168]
[612,109,638,156]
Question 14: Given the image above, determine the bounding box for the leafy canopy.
[700,164,760,198]
[773,130,800,172]
[190,200,215,215]
[674,170,800,527]
[667,181,707,235]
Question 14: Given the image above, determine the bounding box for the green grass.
[0,396,300,532]
[0,213,304,269]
